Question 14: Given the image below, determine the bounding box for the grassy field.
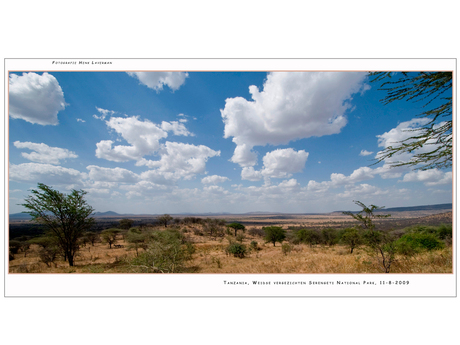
[9,214,453,274]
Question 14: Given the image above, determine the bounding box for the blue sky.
[8,71,453,214]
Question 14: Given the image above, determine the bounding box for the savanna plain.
[9,208,453,274]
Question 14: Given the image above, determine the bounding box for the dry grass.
[9,224,453,274]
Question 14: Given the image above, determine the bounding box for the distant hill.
[380,203,452,213]
[335,203,452,214]
[93,211,120,216]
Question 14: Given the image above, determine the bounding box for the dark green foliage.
[295,229,321,247]
[369,72,452,171]
[226,242,248,258]
[321,228,339,246]
[119,219,134,230]
[20,183,94,266]
[340,228,362,253]
[250,241,259,251]
[227,222,246,236]
[263,226,286,247]
[395,233,444,254]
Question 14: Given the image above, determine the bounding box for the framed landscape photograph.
[4,58,455,297]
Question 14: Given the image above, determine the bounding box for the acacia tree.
[343,201,390,231]
[369,72,452,171]
[157,214,173,227]
[21,183,95,267]
[263,226,286,247]
[227,222,246,237]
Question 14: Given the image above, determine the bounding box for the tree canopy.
[21,183,94,266]
[369,71,452,171]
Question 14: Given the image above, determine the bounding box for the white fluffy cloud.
[95,116,195,162]
[86,165,140,183]
[402,169,452,186]
[136,142,220,180]
[376,118,436,165]
[241,148,309,181]
[9,163,85,186]
[95,116,168,162]
[127,72,188,91]
[307,166,376,192]
[160,121,193,136]
[261,148,309,179]
[360,149,373,156]
[221,72,368,167]
[201,175,230,185]
[9,72,67,125]
[14,141,78,165]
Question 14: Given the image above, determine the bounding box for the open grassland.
[9,212,453,274]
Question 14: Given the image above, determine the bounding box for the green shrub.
[130,229,190,273]
[226,242,247,258]
[250,241,258,251]
[295,229,321,247]
[340,228,362,253]
[321,228,339,246]
[395,233,445,254]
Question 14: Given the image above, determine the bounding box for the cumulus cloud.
[376,118,438,165]
[161,121,193,136]
[95,116,168,162]
[201,175,230,185]
[9,163,86,186]
[86,165,140,183]
[14,141,78,165]
[136,141,220,180]
[127,72,188,91]
[307,166,376,192]
[360,149,373,156]
[402,169,452,186]
[221,72,368,167]
[9,72,66,125]
[240,148,309,181]
[260,148,309,179]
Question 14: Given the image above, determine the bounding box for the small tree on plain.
[263,226,286,247]
[340,228,362,253]
[101,229,121,249]
[227,222,246,237]
[158,214,173,227]
[20,183,95,267]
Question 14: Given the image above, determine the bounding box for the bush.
[321,228,339,246]
[395,233,445,254]
[130,229,190,273]
[340,228,362,253]
[295,229,321,247]
[250,241,259,251]
[226,242,248,258]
